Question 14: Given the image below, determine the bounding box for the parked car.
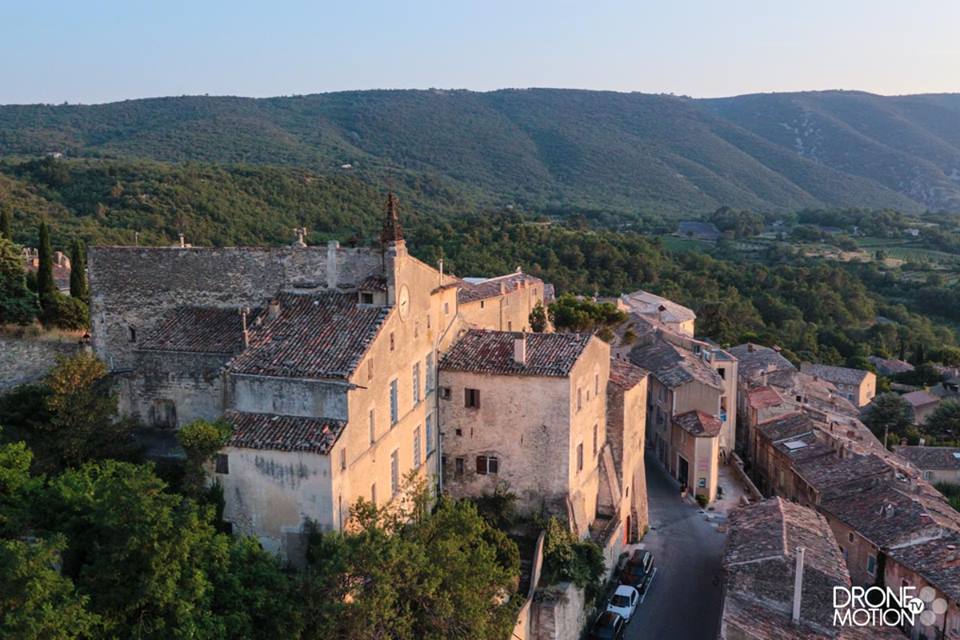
[588,611,626,639]
[619,549,654,587]
[606,584,640,622]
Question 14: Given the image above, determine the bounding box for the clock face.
[398,284,410,320]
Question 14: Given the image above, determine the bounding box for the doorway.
[678,455,689,488]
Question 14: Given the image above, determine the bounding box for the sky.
[2,0,959,104]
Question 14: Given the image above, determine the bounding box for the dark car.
[588,611,626,640]
[619,549,654,587]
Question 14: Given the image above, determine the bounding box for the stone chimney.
[513,332,527,365]
[268,299,281,320]
[178,233,186,248]
[792,546,805,625]
[293,227,308,247]
[381,192,404,246]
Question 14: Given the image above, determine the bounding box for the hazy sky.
[2,0,959,104]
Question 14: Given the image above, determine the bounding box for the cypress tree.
[0,208,11,240]
[37,221,57,314]
[69,240,88,303]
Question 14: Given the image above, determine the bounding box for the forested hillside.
[3,89,960,214]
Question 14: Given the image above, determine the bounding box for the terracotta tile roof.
[867,356,914,376]
[228,291,388,380]
[893,445,960,471]
[628,341,723,390]
[618,290,696,324]
[457,271,544,304]
[820,482,960,549]
[439,330,590,378]
[138,306,260,355]
[800,363,871,386]
[757,412,815,442]
[722,499,882,638]
[901,389,940,408]
[224,410,346,454]
[888,532,960,603]
[358,275,387,291]
[608,359,647,389]
[747,386,784,410]
[729,343,796,382]
[673,410,722,437]
[793,452,893,497]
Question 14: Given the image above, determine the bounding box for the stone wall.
[531,582,588,640]
[88,244,383,371]
[121,351,231,428]
[0,336,80,391]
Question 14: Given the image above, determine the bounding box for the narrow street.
[623,450,728,640]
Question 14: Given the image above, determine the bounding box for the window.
[718,367,726,380]
[577,388,582,412]
[476,455,499,475]
[390,332,395,351]
[390,450,399,496]
[340,448,347,470]
[440,386,451,400]
[848,532,854,543]
[444,302,449,315]
[390,379,399,425]
[425,353,435,392]
[413,425,422,468]
[455,457,465,477]
[371,483,377,505]
[480,301,485,309]
[595,372,600,396]
[360,292,374,304]
[577,443,584,472]
[866,554,877,576]
[465,388,480,408]
[426,413,435,454]
[367,358,374,381]
[412,363,421,405]
[215,454,229,474]
[507,321,512,331]
[593,424,598,456]
[128,326,137,343]
[369,409,376,444]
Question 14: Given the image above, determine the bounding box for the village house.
[800,363,876,408]
[894,445,960,485]
[88,195,555,559]
[885,531,960,640]
[867,355,914,377]
[22,247,72,293]
[629,340,726,502]
[456,269,550,333]
[721,498,899,640]
[618,290,696,337]
[901,389,941,425]
[605,359,650,542]
[676,220,721,242]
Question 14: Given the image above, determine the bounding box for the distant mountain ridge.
[2,89,960,214]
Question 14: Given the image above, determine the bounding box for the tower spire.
[381,192,404,246]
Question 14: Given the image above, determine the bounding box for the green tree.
[0,207,11,240]
[0,237,38,325]
[302,473,520,640]
[541,516,604,596]
[39,460,229,639]
[36,221,57,317]
[177,419,231,498]
[860,393,912,447]
[0,537,100,639]
[926,401,960,441]
[69,240,88,303]
[548,293,625,333]
[0,440,42,537]
[529,301,547,332]
[40,353,133,469]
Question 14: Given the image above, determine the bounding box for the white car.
[606,584,639,622]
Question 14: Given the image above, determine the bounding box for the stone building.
[89,195,469,557]
[800,363,876,408]
[438,329,610,538]
[605,360,650,542]
[721,498,900,640]
[894,445,960,484]
[457,270,549,332]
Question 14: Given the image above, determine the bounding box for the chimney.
[513,332,527,366]
[792,546,805,625]
[658,304,667,325]
[240,308,250,348]
[748,343,755,353]
[268,299,281,320]
[438,258,444,285]
[178,233,186,248]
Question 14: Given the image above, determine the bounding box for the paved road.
[623,451,727,640]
